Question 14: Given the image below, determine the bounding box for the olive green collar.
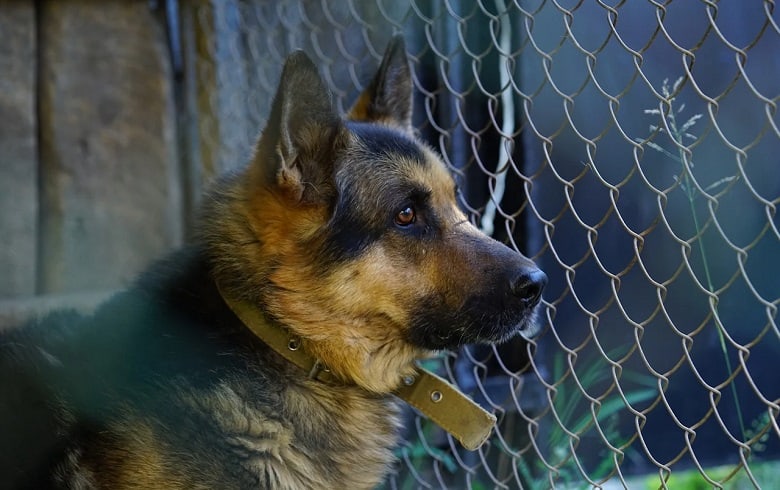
[219,289,496,451]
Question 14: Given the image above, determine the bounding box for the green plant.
[514,350,656,489]
[641,456,780,490]
[395,425,458,490]
[636,77,746,445]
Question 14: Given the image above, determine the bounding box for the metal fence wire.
[185,1,780,488]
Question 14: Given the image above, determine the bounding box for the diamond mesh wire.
[185,1,779,487]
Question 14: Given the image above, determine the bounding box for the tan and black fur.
[0,37,546,489]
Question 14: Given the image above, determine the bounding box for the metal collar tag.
[219,289,496,451]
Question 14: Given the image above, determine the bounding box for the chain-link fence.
[184,1,779,487]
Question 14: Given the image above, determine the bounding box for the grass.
[636,77,746,445]
[635,458,780,490]
[514,350,656,489]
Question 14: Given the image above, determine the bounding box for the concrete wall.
[0,0,182,325]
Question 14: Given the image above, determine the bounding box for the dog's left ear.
[252,50,344,204]
[348,35,413,130]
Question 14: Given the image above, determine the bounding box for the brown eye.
[394,206,416,226]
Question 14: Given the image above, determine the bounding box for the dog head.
[207,36,546,392]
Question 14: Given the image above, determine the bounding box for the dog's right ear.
[252,51,344,204]
[348,35,413,131]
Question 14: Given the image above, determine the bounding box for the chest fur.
[73,379,404,489]
[201,380,402,488]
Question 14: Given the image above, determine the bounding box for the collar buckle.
[307,359,328,379]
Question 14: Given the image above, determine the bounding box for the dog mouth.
[407,299,544,351]
[480,303,544,344]
[512,305,544,340]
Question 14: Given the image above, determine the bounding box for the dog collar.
[219,288,497,451]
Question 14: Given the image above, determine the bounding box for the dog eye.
[394,206,416,227]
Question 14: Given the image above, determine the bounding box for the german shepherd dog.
[0,36,546,489]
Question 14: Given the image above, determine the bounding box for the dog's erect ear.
[253,50,344,204]
[348,35,413,130]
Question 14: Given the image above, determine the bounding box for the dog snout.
[510,269,547,307]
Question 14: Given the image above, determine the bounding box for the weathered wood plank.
[38,0,182,293]
[0,1,38,298]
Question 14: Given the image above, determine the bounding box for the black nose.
[511,269,547,307]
